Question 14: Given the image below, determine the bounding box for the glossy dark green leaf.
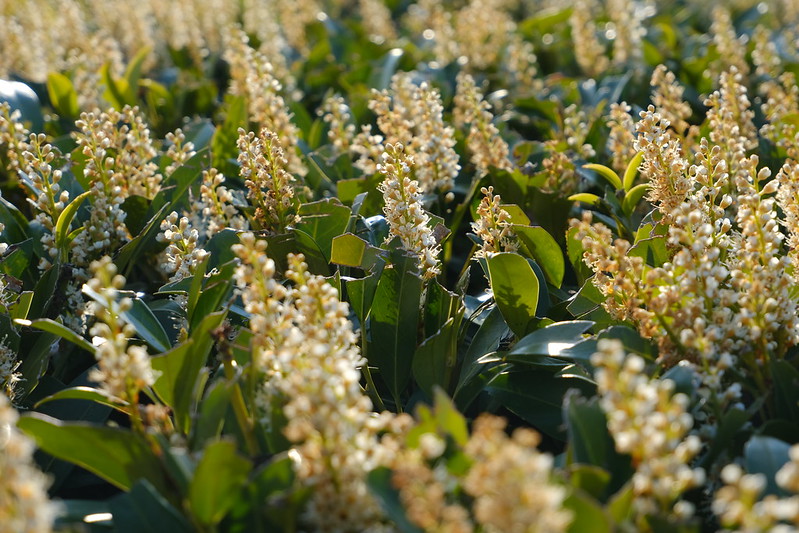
[188,440,252,527]
[486,253,539,337]
[368,253,423,403]
[192,378,235,449]
[770,360,799,422]
[121,298,172,353]
[0,79,43,132]
[296,199,351,261]
[413,317,459,397]
[15,318,95,355]
[508,320,594,363]
[109,479,192,533]
[18,413,168,492]
[744,436,792,497]
[34,386,127,411]
[513,224,565,287]
[345,270,381,323]
[151,310,226,432]
[487,369,594,439]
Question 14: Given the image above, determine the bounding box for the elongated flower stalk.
[0,393,57,533]
[713,444,799,530]
[84,257,157,410]
[224,29,306,176]
[377,143,441,280]
[156,211,209,284]
[189,168,248,241]
[233,236,391,532]
[606,102,637,175]
[453,72,513,176]
[650,65,694,140]
[593,339,705,522]
[367,73,460,193]
[471,186,517,258]
[569,0,609,78]
[237,128,300,234]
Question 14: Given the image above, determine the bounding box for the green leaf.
[46,72,79,118]
[583,163,622,190]
[455,307,508,401]
[432,387,469,446]
[192,379,235,449]
[568,193,601,206]
[109,479,193,533]
[486,253,539,337]
[296,199,351,261]
[151,311,226,432]
[413,317,459,397]
[211,95,248,173]
[331,233,383,269]
[54,190,92,262]
[368,253,423,403]
[608,483,635,523]
[188,440,252,527]
[623,151,644,191]
[770,360,799,422]
[513,225,565,287]
[121,298,172,353]
[367,467,424,533]
[34,386,128,411]
[0,79,43,132]
[744,436,792,497]
[622,183,651,216]
[9,291,33,320]
[628,235,667,267]
[18,413,168,492]
[567,465,611,500]
[15,318,95,355]
[345,269,381,323]
[487,369,594,439]
[508,321,594,362]
[123,46,152,98]
[564,490,612,533]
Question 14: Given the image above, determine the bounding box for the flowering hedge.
[2,1,799,532]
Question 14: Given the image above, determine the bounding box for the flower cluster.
[592,339,704,521]
[713,445,799,531]
[471,186,518,258]
[189,168,248,241]
[70,106,162,265]
[453,72,513,176]
[224,29,306,176]
[569,0,609,78]
[237,128,300,234]
[650,65,694,140]
[377,143,441,280]
[83,257,157,405]
[606,102,637,174]
[156,212,209,283]
[318,94,356,157]
[0,393,57,533]
[367,72,460,193]
[0,342,21,402]
[389,413,572,533]
[233,236,391,532]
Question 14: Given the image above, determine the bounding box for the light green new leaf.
[46,72,79,118]
[583,163,622,190]
[54,190,92,262]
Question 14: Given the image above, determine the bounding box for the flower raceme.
[377,142,441,280]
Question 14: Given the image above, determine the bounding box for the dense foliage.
[2,0,799,531]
